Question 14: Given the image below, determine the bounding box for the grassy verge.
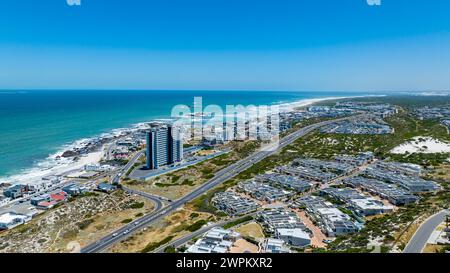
[141,236,175,253]
[223,215,254,229]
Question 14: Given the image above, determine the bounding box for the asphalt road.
[153,213,257,253]
[81,114,362,253]
[81,187,164,253]
[403,209,449,253]
[110,151,144,184]
[154,221,229,253]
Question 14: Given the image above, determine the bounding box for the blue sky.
[1,0,450,91]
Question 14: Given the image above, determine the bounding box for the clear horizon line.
[0,88,448,93]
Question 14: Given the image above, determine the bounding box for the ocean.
[0,90,374,184]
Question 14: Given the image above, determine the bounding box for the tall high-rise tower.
[146,124,183,170]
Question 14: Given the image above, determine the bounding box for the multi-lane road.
[81,115,362,253]
[403,210,449,253]
[81,187,165,253]
[110,151,145,184]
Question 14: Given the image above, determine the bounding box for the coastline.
[0,94,369,186]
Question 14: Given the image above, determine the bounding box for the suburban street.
[403,209,449,253]
[81,114,363,253]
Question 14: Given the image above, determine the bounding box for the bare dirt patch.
[235,222,265,240]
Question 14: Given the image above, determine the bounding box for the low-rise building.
[320,118,393,135]
[348,198,394,216]
[277,165,336,183]
[334,152,374,166]
[84,163,114,172]
[296,195,359,237]
[255,174,311,193]
[375,161,422,176]
[112,146,130,160]
[3,184,35,199]
[319,187,366,203]
[292,158,355,175]
[212,191,258,216]
[345,176,419,205]
[36,201,59,210]
[262,238,291,253]
[97,183,118,193]
[186,227,241,253]
[62,183,86,196]
[315,207,360,236]
[257,208,307,233]
[42,175,62,185]
[11,204,39,218]
[319,187,393,216]
[396,177,440,193]
[30,194,51,206]
[364,164,439,193]
[50,192,67,202]
[413,106,450,120]
[238,181,292,203]
[275,228,311,247]
[0,212,31,230]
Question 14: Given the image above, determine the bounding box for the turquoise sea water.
[0,90,374,180]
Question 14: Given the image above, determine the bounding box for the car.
[134,221,140,226]
[123,230,129,235]
[112,233,118,237]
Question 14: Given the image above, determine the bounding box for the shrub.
[76,218,94,230]
[129,202,145,209]
[164,246,177,253]
[189,212,199,219]
[186,220,207,232]
[223,215,253,229]
[141,236,174,253]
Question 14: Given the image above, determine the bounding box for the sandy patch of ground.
[230,239,259,253]
[196,150,218,156]
[423,244,446,253]
[390,136,450,154]
[235,222,265,240]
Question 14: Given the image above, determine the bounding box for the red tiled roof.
[37,201,58,207]
[50,193,66,201]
